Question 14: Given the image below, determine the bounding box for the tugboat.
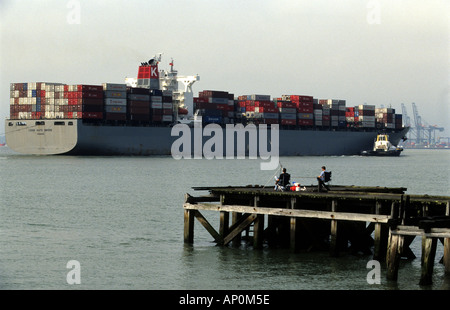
[361,133,404,156]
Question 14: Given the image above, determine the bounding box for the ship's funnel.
[137,64,160,90]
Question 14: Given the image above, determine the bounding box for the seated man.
[276,168,291,190]
[317,166,331,192]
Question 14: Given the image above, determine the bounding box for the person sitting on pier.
[317,166,331,192]
[275,168,291,191]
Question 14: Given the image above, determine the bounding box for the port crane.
[401,102,445,147]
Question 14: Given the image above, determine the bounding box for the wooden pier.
[183,185,450,286]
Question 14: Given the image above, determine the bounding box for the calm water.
[0,147,449,290]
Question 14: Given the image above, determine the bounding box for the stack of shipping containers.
[357,104,376,128]
[162,90,174,123]
[10,83,403,131]
[195,90,234,125]
[375,107,403,130]
[128,87,150,122]
[104,83,127,121]
[9,82,174,124]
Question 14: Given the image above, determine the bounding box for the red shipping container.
[277,101,297,109]
[152,114,163,122]
[77,85,103,92]
[290,95,313,102]
[163,108,173,115]
[79,91,103,99]
[130,114,150,121]
[263,118,279,124]
[297,106,314,113]
[298,119,313,126]
[40,90,46,97]
[105,113,127,121]
[128,101,150,109]
[152,108,162,115]
[80,98,103,105]
[281,119,296,125]
[82,112,103,119]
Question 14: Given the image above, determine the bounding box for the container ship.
[5,55,409,156]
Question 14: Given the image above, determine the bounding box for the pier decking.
[183,185,450,285]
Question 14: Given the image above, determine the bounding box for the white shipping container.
[18,112,30,119]
[315,120,323,126]
[45,112,55,119]
[105,98,127,106]
[162,115,173,122]
[10,98,14,105]
[102,83,127,91]
[228,100,235,106]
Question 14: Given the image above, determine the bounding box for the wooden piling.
[231,212,242,247]
[444,201,450,276]
[419,236,438,285]
[386,231,404,281]
[184,209,195,244]
[330,199,339,257]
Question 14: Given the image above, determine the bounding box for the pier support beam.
[444,202,450,276]
[330,199,340,257]
[386,231,404,281]
[420,236,438,286]
[231,212,242,247]
[184,209,195,244]
[373,201,388,261]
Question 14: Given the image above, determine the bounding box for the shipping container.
[105,105,127,113]
[280,113,296,120]
[281,119,297,125]
[128,94,150,101]
[105,98,127,106]
[102,83,127,92]
[104,91,126,98]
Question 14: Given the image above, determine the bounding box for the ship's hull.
[5,119,409,156]
[361,149,403,157]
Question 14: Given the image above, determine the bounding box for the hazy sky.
[1,0,449,136]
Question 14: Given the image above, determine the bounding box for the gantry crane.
[403,102,445,146]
